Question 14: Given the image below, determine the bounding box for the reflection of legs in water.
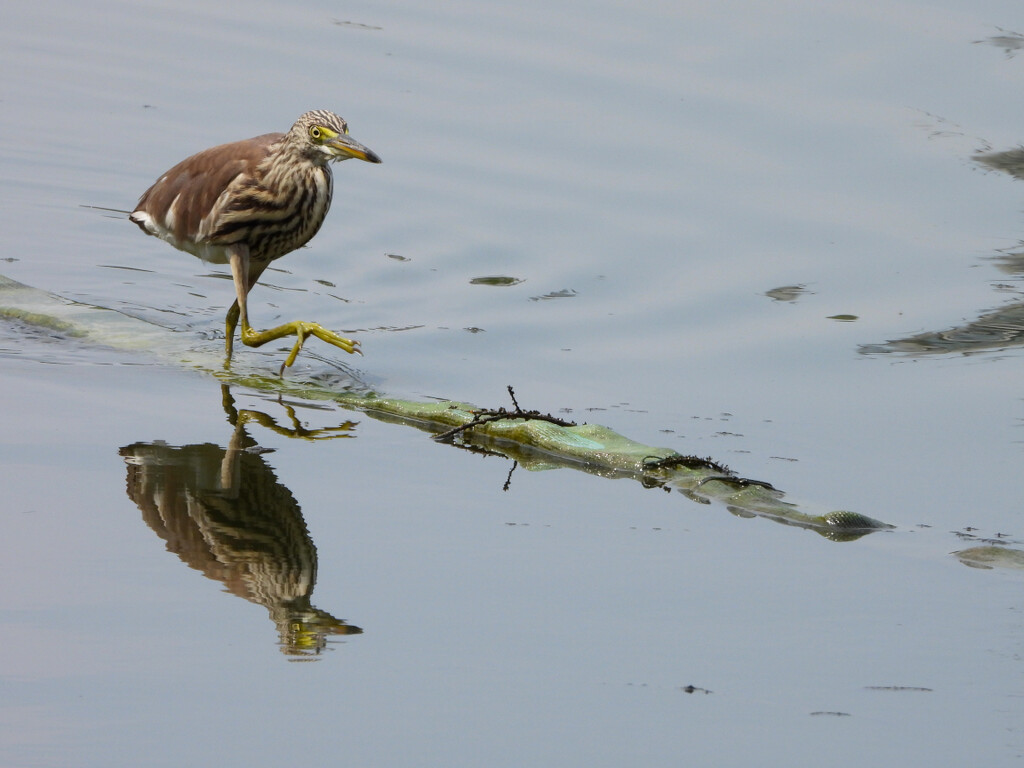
[221,384,358,442]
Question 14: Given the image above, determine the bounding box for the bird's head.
[292,110,382,165]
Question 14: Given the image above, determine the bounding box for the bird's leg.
[226,245,360,372]
[228,244,258,342]
[225,300,240,359]
[225,245,255,366]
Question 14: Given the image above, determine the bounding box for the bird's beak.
[327,133,382,164]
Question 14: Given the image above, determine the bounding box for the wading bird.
[130,110,381,371]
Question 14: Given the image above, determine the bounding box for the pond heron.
[130,110,381,370]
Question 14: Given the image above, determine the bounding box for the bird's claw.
[236,319,360,372]
[279,321,361,371]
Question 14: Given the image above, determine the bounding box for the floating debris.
[470,275,522,286]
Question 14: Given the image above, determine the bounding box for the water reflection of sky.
[2,0,1024,765]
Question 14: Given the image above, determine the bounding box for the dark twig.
[503,461,518,492]
[443,441,509,459]
[432,385,577,443]
[642,454,775,492]
[642,454,731,475]
[694,475,776,491]
[506,385,521,411]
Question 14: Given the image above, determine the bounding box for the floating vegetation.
[470,275,523,286]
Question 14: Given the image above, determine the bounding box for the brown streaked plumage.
[130,110,381,371]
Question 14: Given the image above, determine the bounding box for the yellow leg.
[227,245,360,371]
[225,300,240,359]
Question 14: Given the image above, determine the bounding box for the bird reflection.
[120,386,361,659]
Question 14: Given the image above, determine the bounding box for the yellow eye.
[309,126,322,140]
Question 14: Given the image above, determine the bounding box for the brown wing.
[133,133,284,246]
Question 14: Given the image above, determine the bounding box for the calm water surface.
[2,0,1024,766]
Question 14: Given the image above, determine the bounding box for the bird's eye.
[309,126,322,140]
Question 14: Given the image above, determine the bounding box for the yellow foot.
[239,320,362,372]
[281,323,361,370]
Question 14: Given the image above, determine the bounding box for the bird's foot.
[239,320,361,373]
[280,323,361,371]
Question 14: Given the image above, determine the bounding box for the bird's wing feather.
[133,133,283,246]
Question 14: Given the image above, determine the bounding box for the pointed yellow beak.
[327,134,381,163]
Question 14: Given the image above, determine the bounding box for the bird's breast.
[204,163,334,263]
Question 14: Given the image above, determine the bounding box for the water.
[2,0,1024,765]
